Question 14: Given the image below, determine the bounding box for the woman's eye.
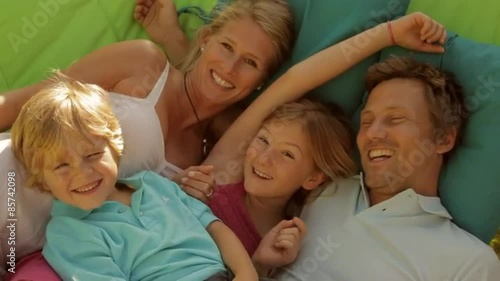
[282,151,295,159]
[221,42,233,52]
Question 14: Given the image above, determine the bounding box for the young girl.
[9,73,259,281]
[174,12,448,275]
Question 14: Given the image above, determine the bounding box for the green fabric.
[255,0,410,116]
[0,0,215,92]
[0,0,148,92]
[407,0,500,45]
[176,0,219,39]
[359,32,500,244]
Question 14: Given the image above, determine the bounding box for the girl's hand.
[252,217,308,274]
[172,165,215,203]
[391,12,447,53]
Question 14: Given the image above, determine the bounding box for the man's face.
[357,78,448,196]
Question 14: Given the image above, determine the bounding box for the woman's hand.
[172,165,215,203]
[252,217,308,276]
[390,12,447,53]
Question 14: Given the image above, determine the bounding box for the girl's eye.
[257,136,269,145]
[282,151,295,159]
[244,58,257,68]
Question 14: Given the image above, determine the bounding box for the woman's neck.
[166,70,222,132]
[244,193,288,237]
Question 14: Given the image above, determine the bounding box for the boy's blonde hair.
[11,71,124,192]
[262,99,357,218]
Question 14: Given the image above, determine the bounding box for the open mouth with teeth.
[72,179,102,194]
[211,70,235,89]
[368,149,394,161]
[252,167,273,180]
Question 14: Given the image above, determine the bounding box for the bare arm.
[0,39,167,132]
[207,221,258,279]
[203,13,447,184]
[134,0,190,67]
[158,26,190,68]
[203,23,392,183]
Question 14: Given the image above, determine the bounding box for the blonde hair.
[262,99,357,217]
[180,0,294,75]
[11,71,124,192]
[365,56,469,160]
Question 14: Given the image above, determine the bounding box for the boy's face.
[42,134,119,210]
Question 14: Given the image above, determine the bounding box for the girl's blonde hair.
[262,99,357,218]
[180,0,294,75]
[11,71,124,192]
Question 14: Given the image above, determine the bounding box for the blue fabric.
[43,170,225,281]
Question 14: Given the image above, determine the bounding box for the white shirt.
[277,175,500,281]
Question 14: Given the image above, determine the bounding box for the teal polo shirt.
[43,170,225,281]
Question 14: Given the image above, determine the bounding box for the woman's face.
[191,16,277,106]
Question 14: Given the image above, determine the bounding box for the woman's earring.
[256,85,262,91]
[201,44,206,52]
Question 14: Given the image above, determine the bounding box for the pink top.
[208,182,262,256]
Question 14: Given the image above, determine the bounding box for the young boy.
[10,73,258,281]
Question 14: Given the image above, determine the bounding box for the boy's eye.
[87,152,103,159]
[54,163,69,170]
[282,151,295,159]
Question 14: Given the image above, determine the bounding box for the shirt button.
[139,211,143,216]
[118,208,126,213]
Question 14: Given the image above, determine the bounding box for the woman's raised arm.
[203,12,446,184]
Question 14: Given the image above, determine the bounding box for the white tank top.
[109,62,182,179]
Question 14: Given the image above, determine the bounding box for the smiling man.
[278,57,500,280]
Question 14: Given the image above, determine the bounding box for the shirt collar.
[51,174,145,220]
[358,172,453,219]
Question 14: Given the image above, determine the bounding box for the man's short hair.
[365,56,469,160]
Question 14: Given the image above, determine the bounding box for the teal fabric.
[354,32,500,244]
[44,171,224,281]
[255,0,410,116]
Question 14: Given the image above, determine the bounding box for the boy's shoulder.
[120,170,181,195]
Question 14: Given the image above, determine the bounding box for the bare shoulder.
[81,40,169,98]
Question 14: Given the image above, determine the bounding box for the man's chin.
[363,172,391,189]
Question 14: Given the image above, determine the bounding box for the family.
[1,0,499,280]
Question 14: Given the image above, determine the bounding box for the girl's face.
[243,120,323,200]
[41,134,119,210]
